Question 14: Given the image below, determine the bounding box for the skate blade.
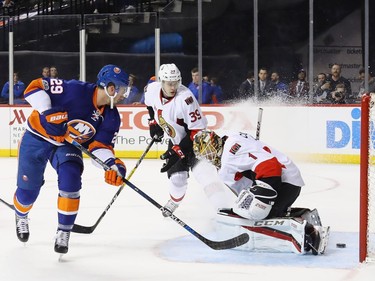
[57,253,66,262]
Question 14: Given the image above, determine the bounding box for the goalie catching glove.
[160,145,185,173]
[104,158,126,186]
[39,107,68,142]
[148,119,164,142]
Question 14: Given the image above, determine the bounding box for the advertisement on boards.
[0,104,362,163]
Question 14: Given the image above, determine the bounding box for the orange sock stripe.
[13,195,33,214]
[58,197,80,213]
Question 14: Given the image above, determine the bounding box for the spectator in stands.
[210,76,223,103]
[257,67,273,101]
[41,66,50,78]
[270,71,289,102]
[0,72,26,104]
[188,67,217,104]
[313,73,330,103]
[50,66,58,78]
[325,63,352,103]
[289,69,309,103]
[122,74,142,105]
[357,68,375,102]
[328,83,347,104]
[238,71,254,99]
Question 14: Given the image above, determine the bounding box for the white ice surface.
[1,157,374,281]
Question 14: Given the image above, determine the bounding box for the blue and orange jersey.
[24,77,121,152]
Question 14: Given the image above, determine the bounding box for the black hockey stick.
[256,107,263,140]
[0,197,15,210]
[66,136,249,250]
[72,136,157,234]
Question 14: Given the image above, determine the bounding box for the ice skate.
[304,223,321,255]
[15,214,30,243]
[162,199,179,217]
[54,230,71,255]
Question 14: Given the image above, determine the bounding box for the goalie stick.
[256,107,263,140]
[71,136,157,234]
[65,136,249,250]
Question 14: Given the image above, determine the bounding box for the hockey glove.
[149,119,164,142]
[104,158,126,186]
[160,145,185,173]
[39,107,68,143]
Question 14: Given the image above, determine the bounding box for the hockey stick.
[71,136,157,234]
[256,107,263,140]
[66,136,249,250]
[0,197,15,210]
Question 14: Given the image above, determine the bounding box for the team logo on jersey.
[229,143,241,155]
[157,109,175,137]
[91,109,102,122]
[67,119,96,144]
[42,79,50,91]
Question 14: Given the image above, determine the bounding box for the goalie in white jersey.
[193,130,329,255]
[145,63,208,216]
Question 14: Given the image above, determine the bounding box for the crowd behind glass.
[2,63,374,106]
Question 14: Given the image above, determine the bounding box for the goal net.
[360,93,375,262]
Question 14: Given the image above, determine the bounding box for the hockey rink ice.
[1,157,374,281]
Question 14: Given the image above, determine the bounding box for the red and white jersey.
[145,81,207,144]
[218,132,305,194]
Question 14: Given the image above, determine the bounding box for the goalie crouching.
[192,130,330,255]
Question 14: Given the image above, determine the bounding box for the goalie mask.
[193,130,224,168]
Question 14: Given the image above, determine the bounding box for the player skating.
[193,130,330,255]
[145,63,208,216]
[13,65,128,255]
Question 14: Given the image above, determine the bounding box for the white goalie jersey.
[219,132,305,194]
[145,81,207,144]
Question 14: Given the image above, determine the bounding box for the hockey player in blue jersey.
[13,65,129,255]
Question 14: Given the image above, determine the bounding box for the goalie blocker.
[215,208,330,255]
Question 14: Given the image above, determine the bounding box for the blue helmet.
[97,65,129,89]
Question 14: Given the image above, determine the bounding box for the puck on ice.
[336,243,346,248]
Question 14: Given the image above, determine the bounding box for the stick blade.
[71,223,95,234]
[205,233,249,250]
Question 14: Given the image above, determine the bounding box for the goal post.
[360,93,375,262]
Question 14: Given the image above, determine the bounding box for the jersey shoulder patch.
[184,96,194,105]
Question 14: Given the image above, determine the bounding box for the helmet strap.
[104,86,117,109]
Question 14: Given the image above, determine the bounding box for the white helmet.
[158,63,182,82]
[158,63,182,98]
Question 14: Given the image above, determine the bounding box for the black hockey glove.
[160,145,185,173]
[148,119,164,142]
